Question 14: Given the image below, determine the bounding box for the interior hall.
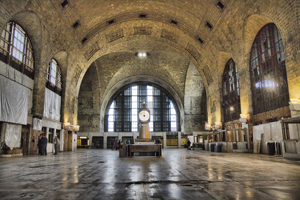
[0,0,300,199]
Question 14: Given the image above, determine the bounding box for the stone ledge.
[0,153,23,157]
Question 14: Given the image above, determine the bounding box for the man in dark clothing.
[42,134,47,155]
[187,139,191,149]
[38,134,43,155]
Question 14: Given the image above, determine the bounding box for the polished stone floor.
[1,149,300,200]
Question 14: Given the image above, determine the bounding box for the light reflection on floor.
[0,149,300,199]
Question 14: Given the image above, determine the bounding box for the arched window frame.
[46,59,62,96]
[222,59,241,122]
[249,23,289,114]
[0,22,34,79]
[105,83,179,132]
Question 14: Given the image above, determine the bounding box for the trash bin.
[210,144,215,152]
[216,143,223,152]
[267,142,275,155]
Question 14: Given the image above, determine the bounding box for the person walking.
[53,135,60,155]
[42,134,48,155]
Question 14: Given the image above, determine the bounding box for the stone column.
[46,127,49,139]
[178,132,181,148]
[60,129,64,151]
[163,132,166,149]
[290,103,300,118]
[104,132,107,149]
[289,103,300,140]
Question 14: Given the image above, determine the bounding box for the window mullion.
[22,36,28,73]
[8,23,15,64]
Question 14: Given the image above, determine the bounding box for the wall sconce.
[240,114,249,119]
[74,125,80,131]
[205,122,211,130]
[214,122,222,129]
[63,122,71,130]
[239,114,249,123]
[290,99,299,104]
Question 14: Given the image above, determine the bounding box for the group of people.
[38,134,47,155]
[111,139,121,150]
[111,139,133,150]
[37,133,60,155]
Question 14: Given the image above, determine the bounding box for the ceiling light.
[136,52,147,58]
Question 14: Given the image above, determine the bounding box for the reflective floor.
[1,149,300,200]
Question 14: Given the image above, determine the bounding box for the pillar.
[178,132,181,148]
[104,132,107,149]
[163,132,166,149]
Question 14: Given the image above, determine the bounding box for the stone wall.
[0,0,299,152]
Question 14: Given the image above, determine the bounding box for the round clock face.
[139,110,150,122]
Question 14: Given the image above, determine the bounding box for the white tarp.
[43,88,61,121]
[33,118,42,131]
[0,75,28,125]
[3,123,21,150]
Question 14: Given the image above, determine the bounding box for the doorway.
[21,125,30,155]
[67,131,72,151]
[92,136,103,149]
[107,136,117,149]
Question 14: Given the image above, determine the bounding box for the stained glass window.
[105,84,178,132]
[222,59,241,122]
[46,59,62,95]
[0,22,34,79]
[250,23,289,114]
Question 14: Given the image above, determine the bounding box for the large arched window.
[0,22,34,79]
[222,59,241,122]
[250,23,289,114]
[46,59,62,95]
[105,84,179,132]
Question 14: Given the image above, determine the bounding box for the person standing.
[111,139,115,150]
[187,138,191,149]
[42,134,48,155]
[38,134,43,155]
[53,135,60,155]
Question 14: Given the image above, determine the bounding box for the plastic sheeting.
[3,123,21,150]
[43,88,61,121]
[33,118,42,131]
[0,75,28,125]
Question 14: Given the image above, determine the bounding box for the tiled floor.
[1,149,300,199]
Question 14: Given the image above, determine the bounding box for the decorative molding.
[73,65,82,85]
[185,43,201,61]
[161,29,178,42]
[106,29,124,43]
[84,42,101,60]
[82,12,199,46]
[134,26,152,35]
[202,66,213,85]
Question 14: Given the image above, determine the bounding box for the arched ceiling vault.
[87,37,191,102]
[61,0,232,93]
[77,19,212,94]
[2,0,298,101]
